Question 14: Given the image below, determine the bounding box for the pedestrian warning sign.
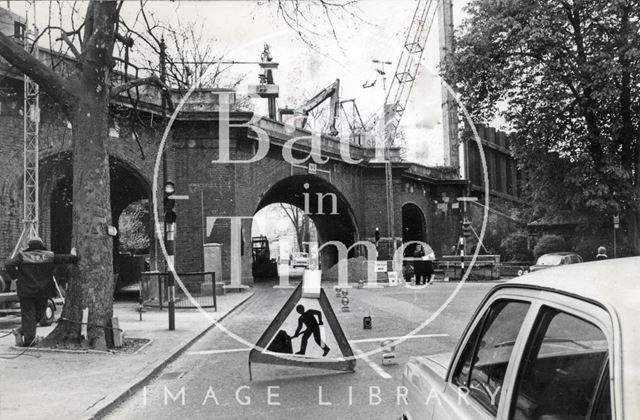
[249,281,356,379]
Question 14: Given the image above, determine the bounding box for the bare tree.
[0,0,356,350]
[279,204,311,252]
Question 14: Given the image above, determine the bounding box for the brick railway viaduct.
[0,80,467,285]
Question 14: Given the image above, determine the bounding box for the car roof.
[506,257,639,313]
[539,252,578,257]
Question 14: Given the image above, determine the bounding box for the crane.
[11,0,40,257]
[380,0,440,248]
[282,79,341,137]
[383,0,439,145]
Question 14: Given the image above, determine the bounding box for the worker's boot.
[322,345,330,357]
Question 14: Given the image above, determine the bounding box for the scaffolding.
[11,0,40,257]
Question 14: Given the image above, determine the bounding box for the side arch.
[401,201,427,255]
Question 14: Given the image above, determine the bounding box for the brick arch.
[35,151,153,250]
[254,174,360,268]
[402,201,428,255]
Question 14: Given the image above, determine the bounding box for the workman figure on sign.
[293,304,330,356]
[5,237,77,347]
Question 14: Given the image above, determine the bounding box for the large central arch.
[255,175,359,269]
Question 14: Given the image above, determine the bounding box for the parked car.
[400,257,640,420]
[290,252,309,268]
[518,251,583,275]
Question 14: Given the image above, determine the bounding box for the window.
[453,300,531,415]
[570,255,583,264]
[536,254,564,266]
[14,21,26,41]
[510,308,610,420]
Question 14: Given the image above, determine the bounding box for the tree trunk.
[40,1,118,350]
[43,99,115,350]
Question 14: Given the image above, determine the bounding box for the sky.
[6,0,469,166]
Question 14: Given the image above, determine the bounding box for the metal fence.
[140,271,217,310]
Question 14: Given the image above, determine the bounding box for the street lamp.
[163,180,176,331]
[164,180,175,195]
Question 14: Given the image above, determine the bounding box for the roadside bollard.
[341,296,350,311]
[341,290,350,312]
[357,279,364,289]
[335,287,342,298]
[363,315,372,329]
[380,339,396,365]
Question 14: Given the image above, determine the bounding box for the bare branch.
[0,31,76,115]
[110,75,175,110]
[115,33,134,48]
[57,32,81,59]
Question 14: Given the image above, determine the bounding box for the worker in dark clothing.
[5,237,77,347]
[413,244,427,285]
[413,244,435,285]
[293,304,330,356]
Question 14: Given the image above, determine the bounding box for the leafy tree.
[447,0,640,252]
[533,234,567,258]
[500,230,532,261]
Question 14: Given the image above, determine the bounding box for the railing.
[140,271,216,310]
[435,255,501,280]
[500,261,533,277]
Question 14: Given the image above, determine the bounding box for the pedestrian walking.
[595,246,608,260]
[4,237,77,347]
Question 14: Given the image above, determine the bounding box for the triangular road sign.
[249,282,356,380]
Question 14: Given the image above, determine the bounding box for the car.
[400,257,640,420]
[290,252,309,268]
[519,252,583,275]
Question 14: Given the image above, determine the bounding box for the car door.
[504,294,614,419]
[431,293,536,420]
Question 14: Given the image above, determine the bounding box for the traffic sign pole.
[613,214,619,258]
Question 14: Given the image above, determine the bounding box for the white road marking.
[187,348,251,355]
[354,348,392,379]
[185,333,449,356]
[350,333,448,344]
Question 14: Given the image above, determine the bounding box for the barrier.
[140,271,217,309]
[436,255,501,280]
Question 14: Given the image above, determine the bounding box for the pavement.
[0,288,255,420]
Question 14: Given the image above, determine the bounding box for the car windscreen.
[536,254,564,265]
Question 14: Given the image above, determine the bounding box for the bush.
[500,231,532,261]
[533,234,567,259]
[573,235,636,261]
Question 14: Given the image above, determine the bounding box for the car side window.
[453,300,531,416]
[509,308,610,420]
